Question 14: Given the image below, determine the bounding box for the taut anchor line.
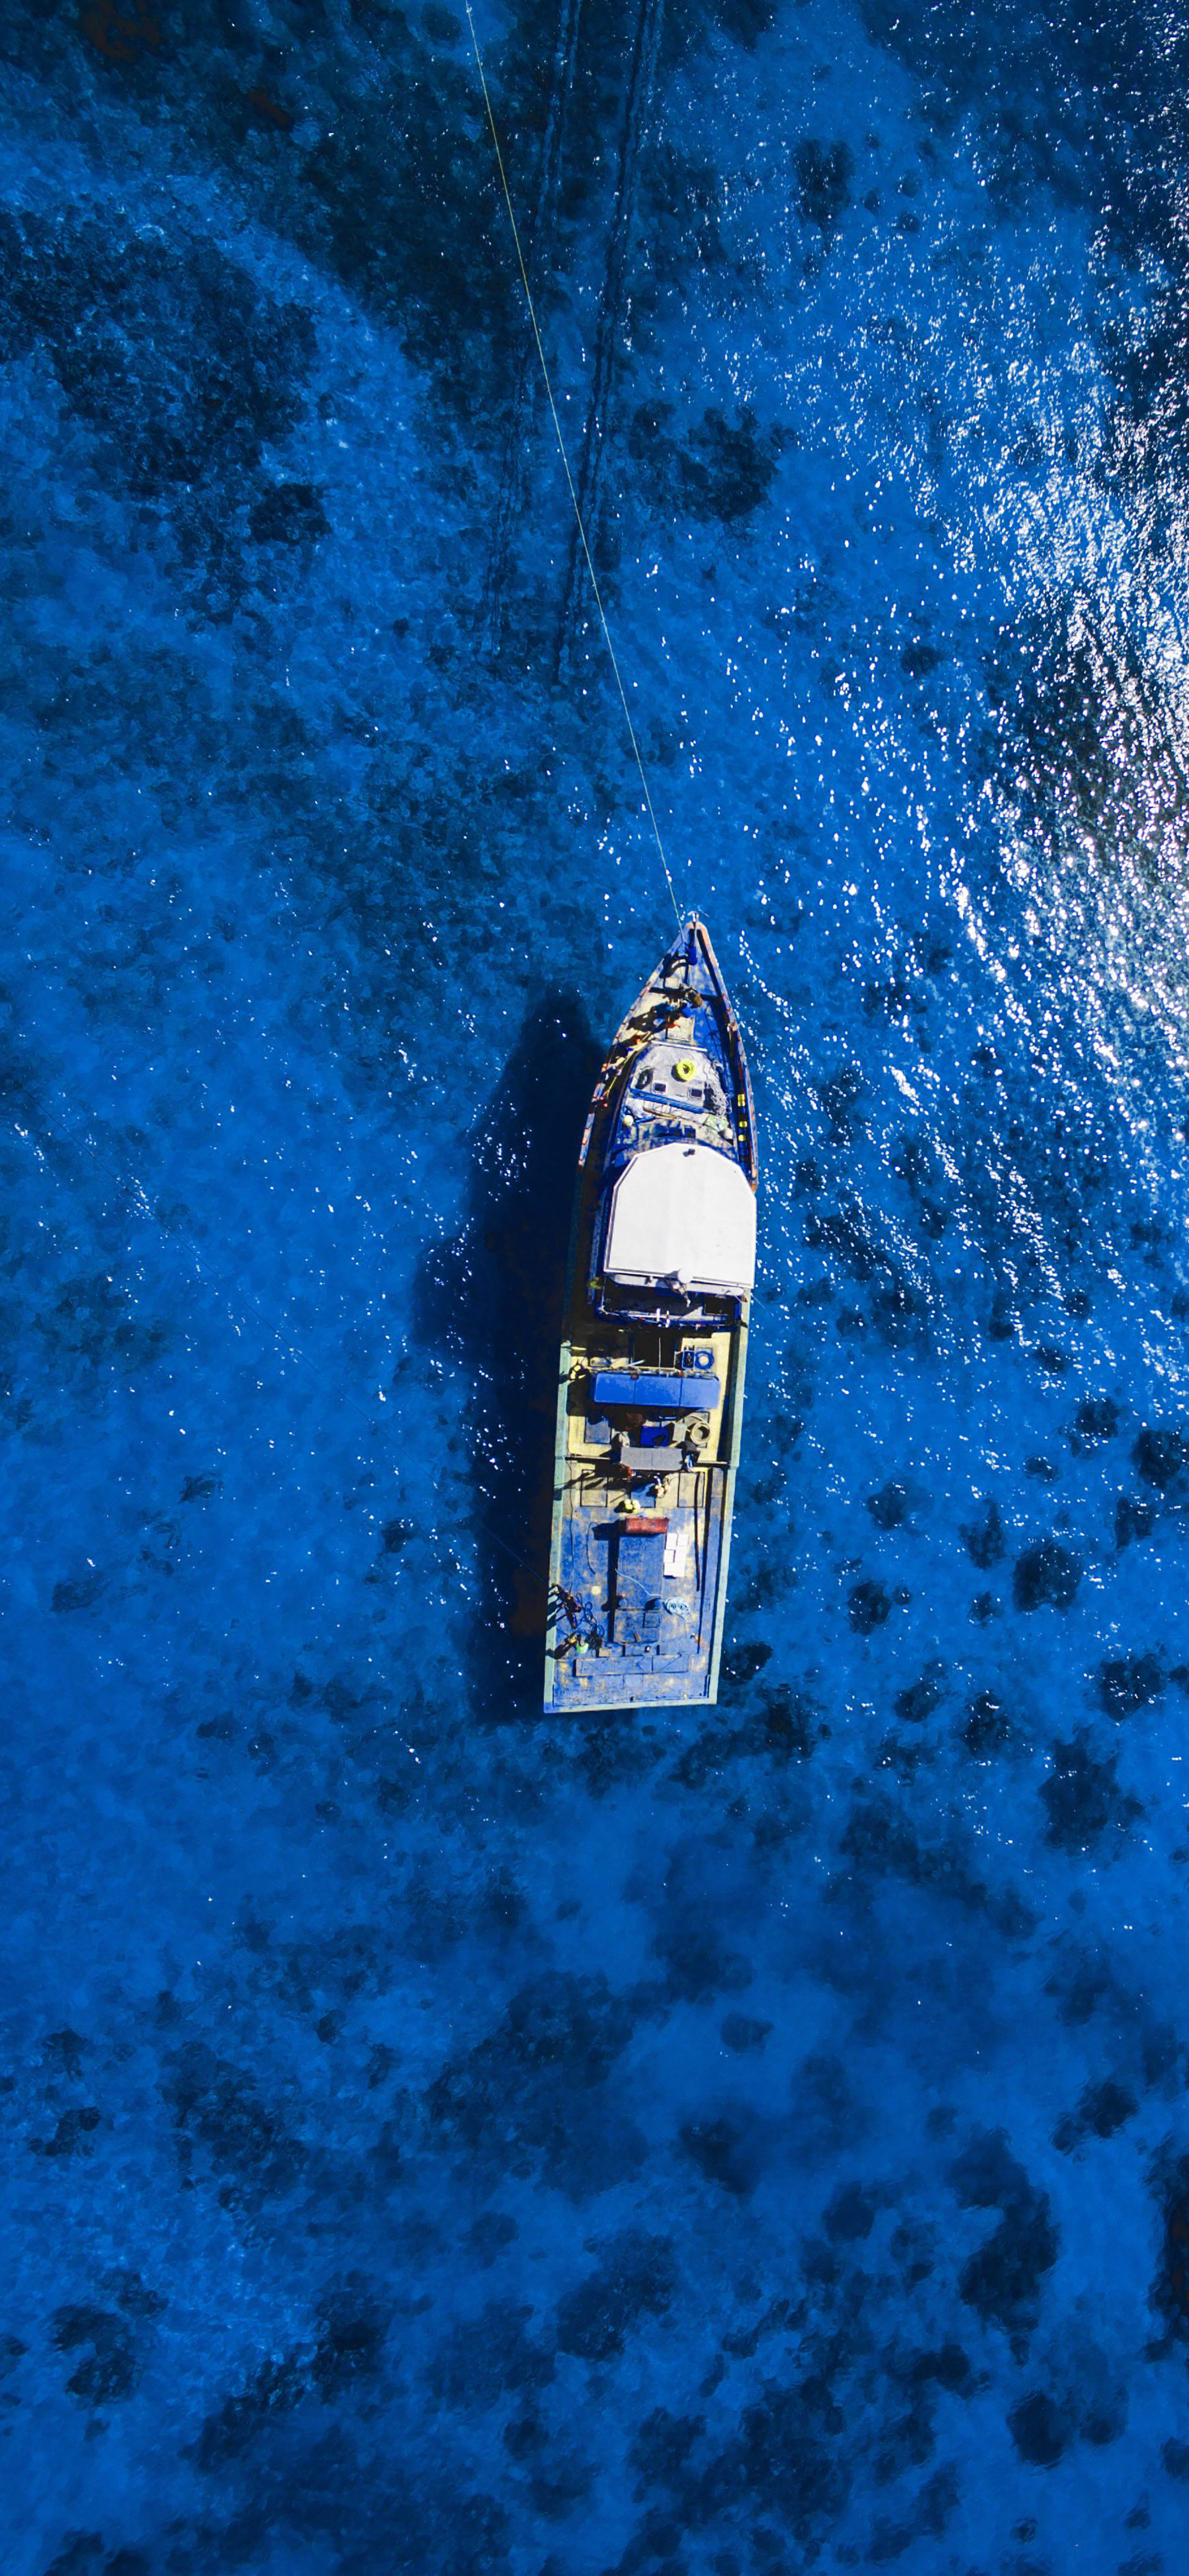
[463,1,683,933]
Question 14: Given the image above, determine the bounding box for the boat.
[544,916,758,1710]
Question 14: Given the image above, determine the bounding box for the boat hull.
[544,920,756,1712]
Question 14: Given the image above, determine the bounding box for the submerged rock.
[1013,1540,1081,1612]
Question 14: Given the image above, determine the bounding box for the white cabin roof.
[604,1142,756,1296]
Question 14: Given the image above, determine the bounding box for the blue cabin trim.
[591,1368,722,1413]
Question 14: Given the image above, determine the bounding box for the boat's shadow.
[413,991,603,1716]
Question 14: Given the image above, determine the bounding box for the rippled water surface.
[6,0,1189,2567]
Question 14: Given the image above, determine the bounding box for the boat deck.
[550,1464,727,1705]
[548,1324,738,1707]
[544,918,755,1713]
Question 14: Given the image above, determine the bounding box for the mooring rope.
[464,2,684,933]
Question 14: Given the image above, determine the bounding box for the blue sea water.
[5,0,1189,2565]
